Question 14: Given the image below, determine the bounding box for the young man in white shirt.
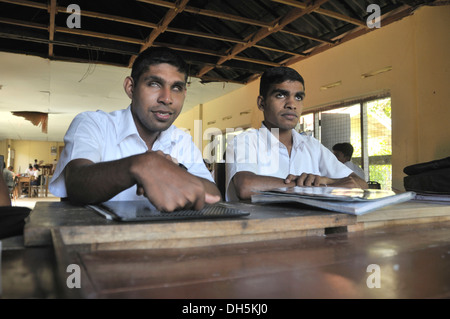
[226,66,368,201]
[50,47,221,212]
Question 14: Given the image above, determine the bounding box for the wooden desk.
[3,200,450,300]
[24,201,355,247]
[16,175,31,197]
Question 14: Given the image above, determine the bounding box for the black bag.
[403,157,450,194]
[0,206,31,239]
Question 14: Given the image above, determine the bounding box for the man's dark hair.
[131,47,188,84]
[259,66,305,98]
[332,142,354,159]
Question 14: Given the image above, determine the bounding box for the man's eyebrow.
[142,75,163,83]
[271,88,305,96]
[271,88,289,95]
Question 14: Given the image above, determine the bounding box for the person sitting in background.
[30,164,42,186]
[332,142,366,181]
[225,66,368,201]
[2,162,15,194]
[8,166,16,176]
[24,164,33,176]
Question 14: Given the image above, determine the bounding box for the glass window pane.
[366,97,392,189]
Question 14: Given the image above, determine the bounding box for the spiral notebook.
[88,200,249,222]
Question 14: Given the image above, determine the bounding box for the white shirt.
[344,161,366,180]
[225,123,353,201]
[49,106,214,201]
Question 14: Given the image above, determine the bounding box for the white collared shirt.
[225,123,353,201]
[49,106,213,201]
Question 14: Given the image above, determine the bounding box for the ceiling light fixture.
[320,81,342,91]
[361,66,392,79]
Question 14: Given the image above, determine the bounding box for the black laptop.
[88,200,249,222]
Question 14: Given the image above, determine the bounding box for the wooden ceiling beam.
[138,0,273,28]
[197,0,329,77]
[48,0,56,57]
[281,27,334,44]
[0,0,46,10]
[0,16,285,70]
[271,0,366,27]
[0,17,47,30]
[128,0,190,67]
[138,0,333,47]
[283,4,415,66]
[154,42,281,68]
[54,27,144,45]
[254,44,306,57]
[166,27,246,45]
[56,6,158,29]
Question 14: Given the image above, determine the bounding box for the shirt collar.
[117,105,140,143]
[260,122,305,150]
[117,106,176,150]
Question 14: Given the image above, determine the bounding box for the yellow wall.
[0,139,7,164]
[9,140,64,174]
[174,5,450,191]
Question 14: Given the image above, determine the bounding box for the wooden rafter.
[197,0,330,77]
[0,17,282,73]
[0,0,322,59]
[0,17,47,30]
[54,27,144,45]
[0,0,46,9]
[271,0,366,27]
[138,0,332,51]
[128,0,190,67]
[283,5,416,66]
[56,6,158,29]
[48,0,56,57]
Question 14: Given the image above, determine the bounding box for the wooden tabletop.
[3,200,450,300]
[23,201,356,248]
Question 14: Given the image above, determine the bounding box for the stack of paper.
[251,186,416,215]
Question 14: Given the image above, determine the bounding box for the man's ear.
[123,76,134,99]
[257,95,265,111]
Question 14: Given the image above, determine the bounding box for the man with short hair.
[226,66,368,201]
[50,47,221,212]
[332,142,366,180]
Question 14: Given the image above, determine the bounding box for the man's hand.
[284,173,328,186]
[131,151,220,212]
[284,173,364,188]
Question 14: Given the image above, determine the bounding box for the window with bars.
[299,96,392,190]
